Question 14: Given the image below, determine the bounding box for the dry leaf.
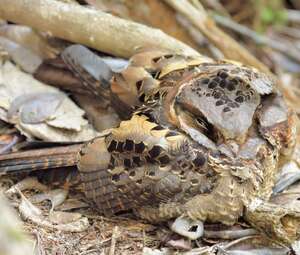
[6,177,48,197]
[171,216,204,240]
[0,36,42,73]
[56,198,89,211]
[0,24,58,59]
[166,238,192,250]
[0,61,99,142]
[49,211,82,224]
[19,191,89,232]
[30,188,68,211]
[8,92,65,124]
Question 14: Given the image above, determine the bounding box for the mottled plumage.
[0,46,298,245]
[67,47,297,244]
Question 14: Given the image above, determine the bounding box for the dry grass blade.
[109,226,121,255]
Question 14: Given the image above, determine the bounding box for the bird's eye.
[195,118,208,131]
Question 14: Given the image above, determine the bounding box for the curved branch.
[0,0,199,58]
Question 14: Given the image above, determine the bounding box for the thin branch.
[204,228,257,240]
[163,0,271,75]
[0,0,199,58]
[213,14,300,64]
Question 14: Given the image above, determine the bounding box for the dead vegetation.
[1,0,300,254]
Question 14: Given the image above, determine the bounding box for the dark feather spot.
[230,79,238,85]
[181,163,188,168]
[116,142,124,152]
[235,96,244,103]
[213,77,221,83]
[133,156,141,166]
[142,111,155,122]
[146,156,156,163]
[109,157,116,168]
[226,82,235,91]
[213,91,221,99]
[148,171,155,176]
[208,81,218,89]
[206,169,215,177]
[223,107,231,112]
[228,102,238,108]
[151,125,164,131]
[124,139,134,151]
[129,171,136,177]
[154,91,160,99]
[139,93,146,102]
[158,155,170,165]
[107,140,117,152]
[216,100,224,106]
[193,155,206,167]
[152,56,162,63]
[219,79,226,88]
[164,54,173,59]
[148,145,162,158]
[124,158,132,168]
[202,78,210,84]
[191,179,199,184]
[135,142,145,153]
[112,174,120,182]
[218,71,228,79]
[179,170,185,176]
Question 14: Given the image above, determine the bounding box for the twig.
[0,0,199,58]
[213,14,300,64]
[204,228,257,239]
[176,14,224,59]
[163,0,271,75]
[109,226,120,255]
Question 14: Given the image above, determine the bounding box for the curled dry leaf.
[8,92,65,124]
[19,191,89,232]
[165,238,192,251]
[0,24,58,59]
[56,198,89,211]
[171,216,204,240]
[203,228,257,240]
[218,235,290,255]
[0,61,99,142]
[30,188,68,211]
[5,177,48,197]
[226,248,290,254]
[49,211,82,224]
[0,36,42,73]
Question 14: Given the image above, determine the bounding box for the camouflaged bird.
[0,45,299,245]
